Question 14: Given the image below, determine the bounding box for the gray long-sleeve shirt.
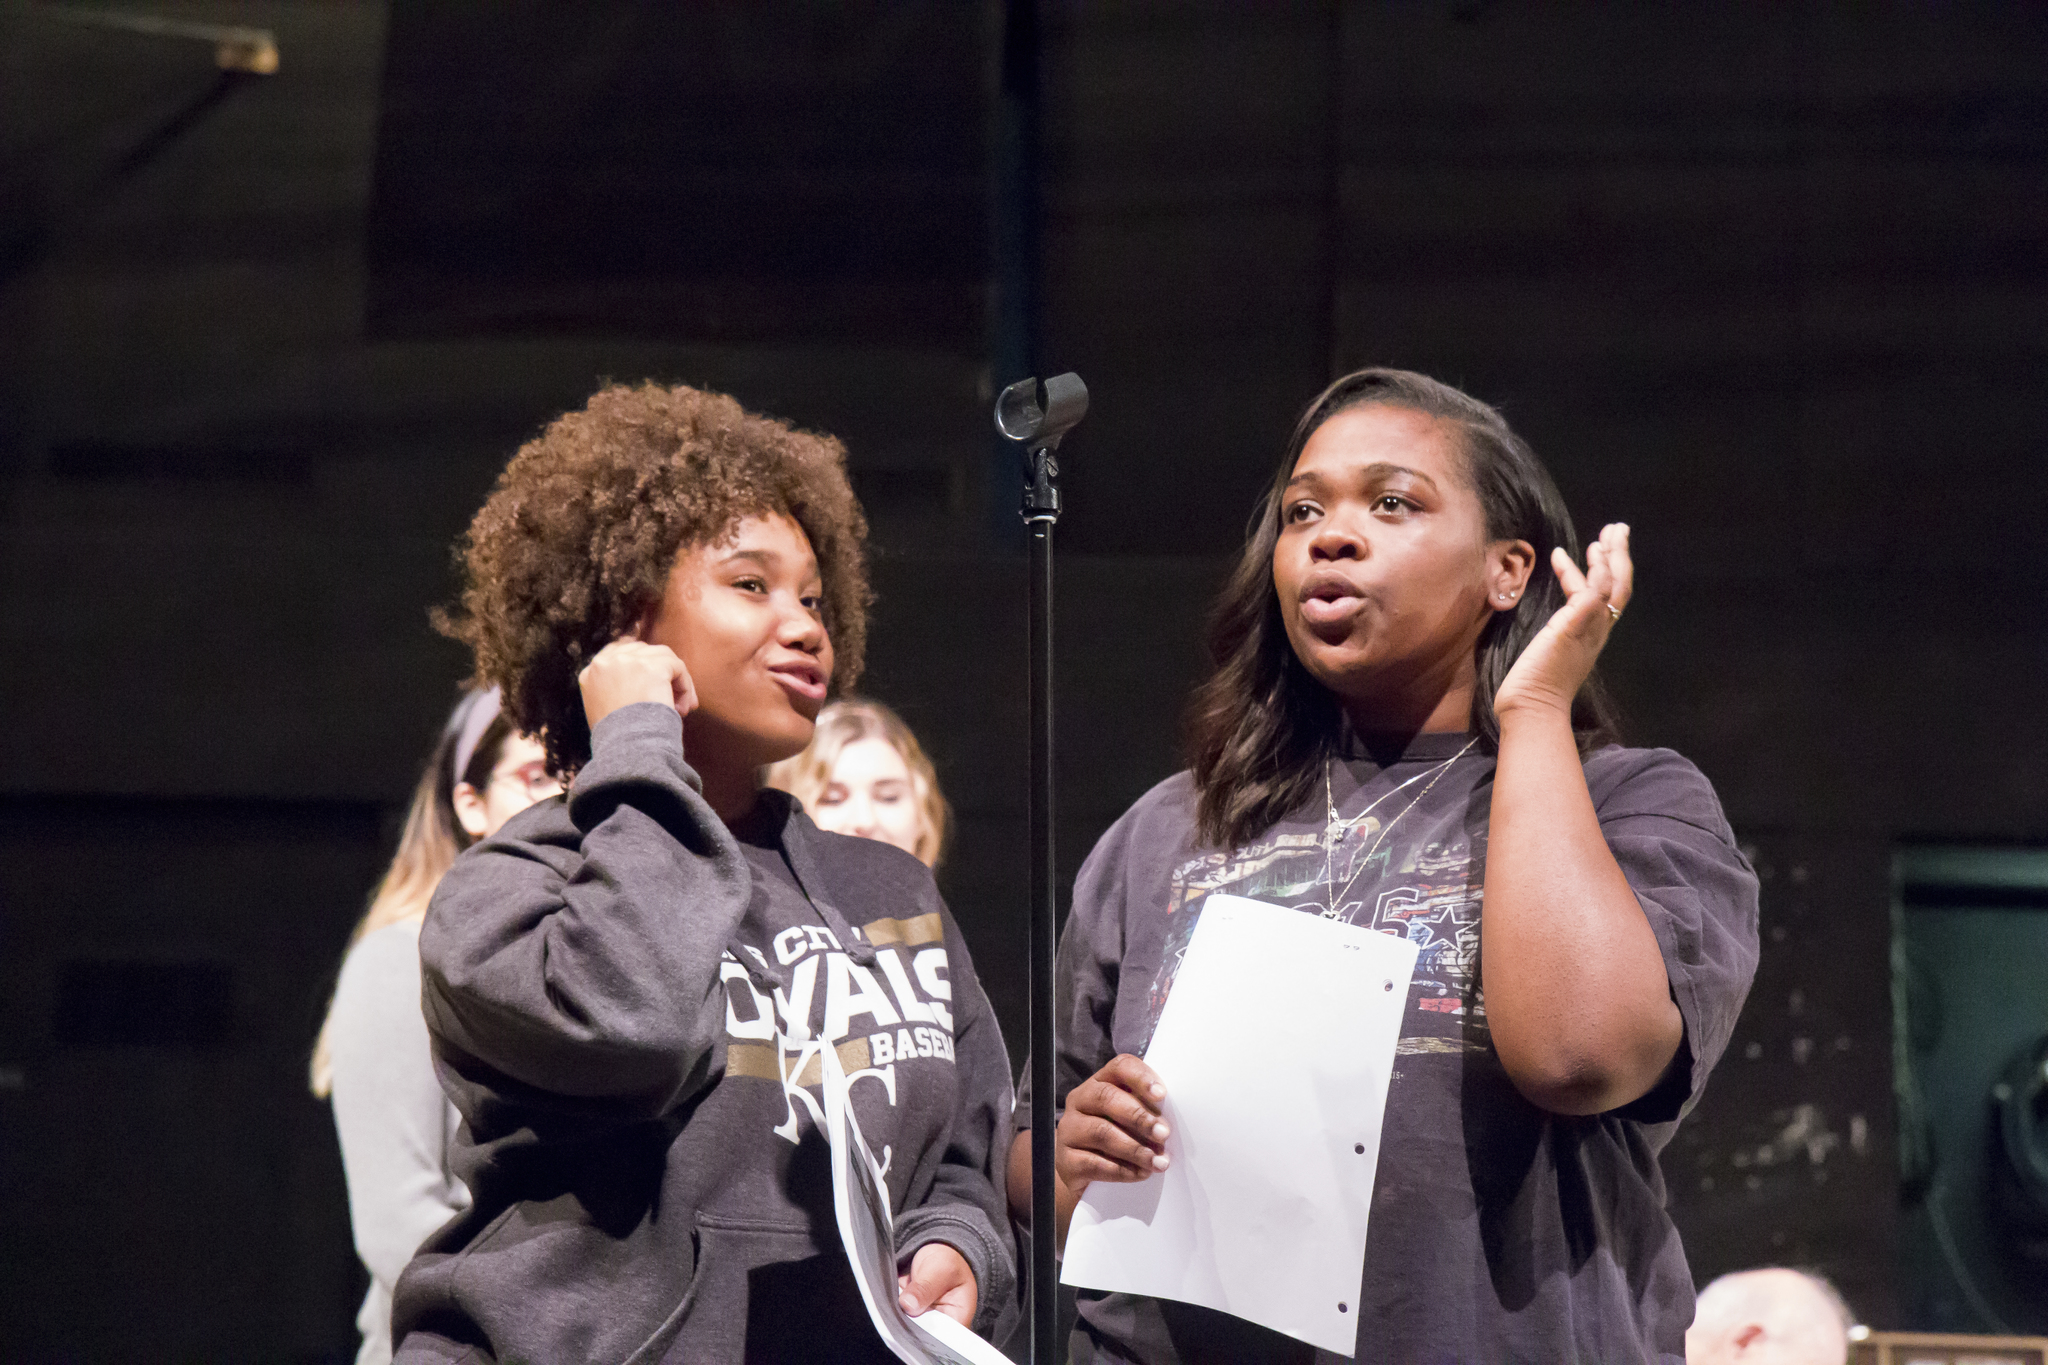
[327,918,471,1365]
[392,703,1017,1363]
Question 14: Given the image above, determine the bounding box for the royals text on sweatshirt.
[392,703,1016,1364]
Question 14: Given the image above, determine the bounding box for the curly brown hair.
[437,381,871,776]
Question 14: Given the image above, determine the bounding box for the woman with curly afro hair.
[392,383,1018,1364]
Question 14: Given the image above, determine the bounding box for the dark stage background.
[3,3,2046,1360]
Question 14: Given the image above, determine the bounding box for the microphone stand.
[994,372,1088,1365]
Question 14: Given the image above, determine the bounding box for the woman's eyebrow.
[1285,462,1439,494]
[719,547,822,582]
[1359,461,1438,491]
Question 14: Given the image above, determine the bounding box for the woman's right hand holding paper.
[1057,1054,1171,1191]
[1012,1053,1170,1253]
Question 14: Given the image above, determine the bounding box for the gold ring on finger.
[1607,603,1622,622]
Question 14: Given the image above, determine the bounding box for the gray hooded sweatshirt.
[392,703,1017,1363]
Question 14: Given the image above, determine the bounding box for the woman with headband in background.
[310,688,559,1365]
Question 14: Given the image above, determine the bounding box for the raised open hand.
[1493,522,1633,726]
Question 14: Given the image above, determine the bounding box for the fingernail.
[1149,1083,1165,1098]
[1152,1122,1170,1140]
[1153,1153,1171,1170]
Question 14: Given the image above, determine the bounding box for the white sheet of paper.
[821,1043,1016,1365]
[1060,893,1418,1357]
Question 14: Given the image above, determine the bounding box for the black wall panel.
[367,1,989,347]
[1662,833,1899,1322]
[0,797,385,1363]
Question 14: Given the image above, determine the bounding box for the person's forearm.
[422,705,743,1113]
[1481,705,1682,1115]
[1006,1130,1085,1254]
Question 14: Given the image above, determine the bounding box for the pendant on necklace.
[1326,817,1377,849]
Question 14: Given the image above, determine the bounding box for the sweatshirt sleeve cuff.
[579,702,701,793]
[894,1204,1016,1339]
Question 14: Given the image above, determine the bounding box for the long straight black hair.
[1184,368,1619,851]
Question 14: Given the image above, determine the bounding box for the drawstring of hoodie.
[730,789,877,999]
[777,798,878,968]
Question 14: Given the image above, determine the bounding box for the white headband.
[448,686,504,784]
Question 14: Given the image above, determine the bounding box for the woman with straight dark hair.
[1009,368,1760,1362]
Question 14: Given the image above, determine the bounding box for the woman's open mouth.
[1298,570,1367,630]
[767,659,828,703]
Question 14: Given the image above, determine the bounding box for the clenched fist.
[896,1241,978,1328]
[578,638,698,732]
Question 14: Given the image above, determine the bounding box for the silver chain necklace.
[1318,736,1479,919]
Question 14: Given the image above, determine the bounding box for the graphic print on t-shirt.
[1144,794,1490,1057]
[717,913,959,1146]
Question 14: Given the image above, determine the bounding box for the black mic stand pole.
[994,372,1088,1365]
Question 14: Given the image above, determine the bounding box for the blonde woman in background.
[764,697,951,867]
[310,688,559,1365]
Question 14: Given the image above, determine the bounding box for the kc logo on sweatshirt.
[717,914,957,1146]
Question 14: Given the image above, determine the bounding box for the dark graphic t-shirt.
[1019,732,1760,1365]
